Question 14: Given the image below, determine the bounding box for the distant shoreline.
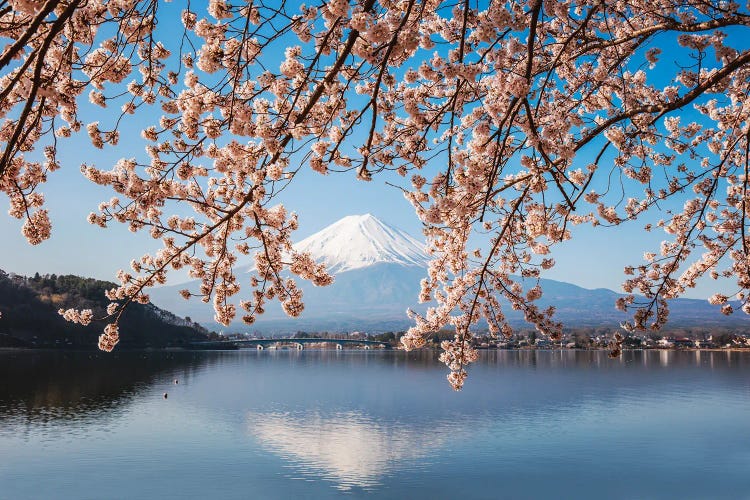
[3,346,750,353]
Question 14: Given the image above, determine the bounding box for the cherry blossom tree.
[1,0,750,388]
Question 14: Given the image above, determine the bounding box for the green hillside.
[0,270,218,348]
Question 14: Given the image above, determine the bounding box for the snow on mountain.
[149,214,431,326]
[149,213,750,332]
[293,214,429,274]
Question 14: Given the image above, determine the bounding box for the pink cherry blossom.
[2,0,750,388]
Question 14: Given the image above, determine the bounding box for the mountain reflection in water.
[1,349,749,499]
[247,410,453,490]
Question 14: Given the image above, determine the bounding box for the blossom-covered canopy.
[1,0,749,387]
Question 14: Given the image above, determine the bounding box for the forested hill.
[0,270,218,348]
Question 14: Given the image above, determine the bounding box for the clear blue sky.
[0,3,745,301]
[0,133,725,299]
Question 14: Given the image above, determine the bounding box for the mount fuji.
[149,214,750,333]
[150,214,433,331]
[294,214,429,273]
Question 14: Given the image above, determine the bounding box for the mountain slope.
[0,270,216,348]
[149,215,750,333]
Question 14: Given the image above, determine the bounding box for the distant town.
[220,328,750,351]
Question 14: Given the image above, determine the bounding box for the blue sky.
[0,141,714,298]
[0,2,746,301]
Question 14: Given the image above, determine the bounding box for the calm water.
[0,349,749,499]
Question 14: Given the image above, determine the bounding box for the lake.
[1,349,749,499]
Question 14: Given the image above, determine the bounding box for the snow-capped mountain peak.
[293,214,429,274]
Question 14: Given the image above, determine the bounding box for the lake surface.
[1,349,749,499]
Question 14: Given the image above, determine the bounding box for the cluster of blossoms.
[2,0,750,388]
[98,323,119,352]
[58,308,94,326]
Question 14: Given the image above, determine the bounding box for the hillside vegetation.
[0,270,217,348]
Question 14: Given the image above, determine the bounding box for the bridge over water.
[190,338,391,350]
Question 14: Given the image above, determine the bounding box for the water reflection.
[0,350,210,430]
[4,349,749,427]
[1,349,749,499]
[247,410,452,491]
